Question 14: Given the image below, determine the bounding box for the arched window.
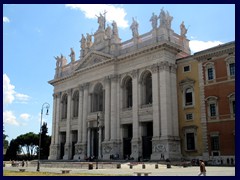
[141,71,152,105]
[206,96,219,120]
[61,94,68,119]
[126,78,132,108]
[204,62,215,82]
[225,56,235,78]
[72,91,79,118]
[92,83,103,112]
[228,93,235,117]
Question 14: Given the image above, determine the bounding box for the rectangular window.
[232,100,235,114]
[186,133,195,150]
[185,90,193,106]
[211,136,219,151]
[186,113,193,120]
[183,65,190,72]
[210,103,216,116]
[208,68,214,80]
[229,63,235,76]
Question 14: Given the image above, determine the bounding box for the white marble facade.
[48,9,190,161]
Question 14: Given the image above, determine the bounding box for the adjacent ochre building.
[48,9,235,164]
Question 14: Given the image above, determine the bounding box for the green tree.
[3,126,9,149]
[40,122,51,159]
[5,139,20,160]
[15,132,39,160]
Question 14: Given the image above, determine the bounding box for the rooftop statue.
[150,12,158,29]
[86,33,92,48]
[80,34,86,49]
[105,24,112,39]
[159,7,167,28]
[180,21,188,37]
[166,11,173,29]
[130,17,139,38]
[97,13,105,31]
[112,20,119,37]
[69,48,75,62]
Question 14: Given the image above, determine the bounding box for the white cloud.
[3,74,15,104]
[3,74,30,105]
[66,4,128,28]
[20,113,30,121]
[3,16,10,23]
[189,40,224,54]
[3,111,20,126]
[15,93,30,102]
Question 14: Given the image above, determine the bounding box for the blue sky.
[3,4,235,142]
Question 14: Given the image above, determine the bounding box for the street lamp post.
[36,102,50,172]
[96,113,99,169]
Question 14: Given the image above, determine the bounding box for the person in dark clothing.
[198,160,206,176]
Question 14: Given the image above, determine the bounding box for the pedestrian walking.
[198,160,206,176]
[21,160,25,167]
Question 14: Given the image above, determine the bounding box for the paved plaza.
[4,162,235,176]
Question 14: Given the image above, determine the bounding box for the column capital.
[78,84,84,91]
[131,69,138,79]
[83,82,90,89]
[159,61,170,72]
[109,74,118,82]
[53,92,61,99]
[169,63,177,74]
[151,64,159,74]
[67,89,72,95]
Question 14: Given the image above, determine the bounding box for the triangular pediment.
[75,51,113,71]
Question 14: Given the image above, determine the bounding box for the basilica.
[48,9,235,164]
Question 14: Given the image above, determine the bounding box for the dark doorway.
[92,128,98,158]
[72,142,76,159]
[60,142,64,159]
[123,124,132,159]
[142,122,153,160]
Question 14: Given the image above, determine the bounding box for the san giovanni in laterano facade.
[48,8,235,165]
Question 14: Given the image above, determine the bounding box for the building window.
[204,62,215,83]
[186,133,195,150]
[206,96,218,119]
[225,56,235,78]
[209,103,216,117]
[73,91,79,118]
[126,79,133,108]
[183,65,190,72]
[141,71,152,105]
[61,94,68,119]
[186,113,193,120]
[229,63,235,76]
[207,68,214,80]
[211,135,220,151]
[185,88,193,106]
[92,83,103,112]
[228,93,235,117]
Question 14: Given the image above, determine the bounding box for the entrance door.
[123,137,132,159]
[60,143,64,159]
[142,136,152,159]
[72,142,76,159]
[93,128,98,158]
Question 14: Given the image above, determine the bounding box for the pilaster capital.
[82,82,90,90]
[151,64,159,74]
[131,69,138,79]
[159,61,170,72]
[109,74,118,82]
[169,63,177,74]
[78,84,84,91]
[53,92,61,99]
[67,89,72,95]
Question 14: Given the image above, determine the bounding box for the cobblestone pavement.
[4,163,235,176]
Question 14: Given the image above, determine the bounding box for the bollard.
[117,164,121,169]
[88,163,93,170]
[167,163,171,168]
[155,164,158,169]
